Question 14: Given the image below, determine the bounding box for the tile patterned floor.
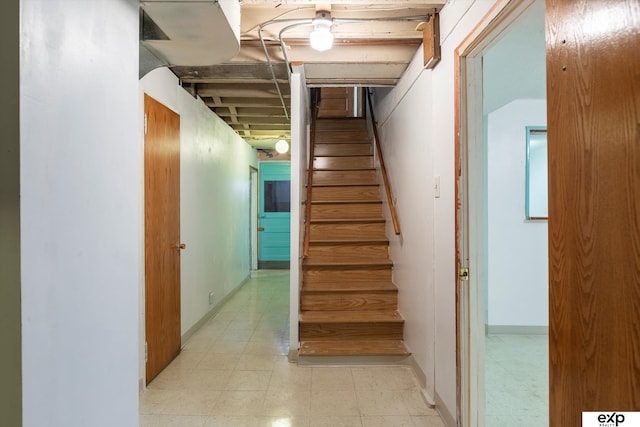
[485,334,548,426]
[140,270,445,427]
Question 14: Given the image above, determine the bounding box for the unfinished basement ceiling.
[142,0,446,148]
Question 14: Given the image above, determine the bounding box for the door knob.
[176,243,186,250]
[258,227,265,232]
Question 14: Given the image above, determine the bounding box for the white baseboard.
[435,392,456,427]
[181,274,251,346]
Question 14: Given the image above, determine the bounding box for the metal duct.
[140,0,240,67]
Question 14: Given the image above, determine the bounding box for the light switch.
[434,176,441,198]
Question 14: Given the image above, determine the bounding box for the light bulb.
[310,18,333,52]
[275,139,289,154]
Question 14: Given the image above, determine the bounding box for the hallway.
[140,270,444,427]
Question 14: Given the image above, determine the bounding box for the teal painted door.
[259,162,291,264]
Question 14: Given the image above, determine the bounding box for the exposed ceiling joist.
[204,98,286,108]
[196,83,290,98]
[214,107,289,118]
[162,1,442,148]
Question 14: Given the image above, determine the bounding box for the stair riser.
[310,222,386,239]
[300,322,404,341]
[301,293,397,311]
[312,186,380,202]
[311,203,382,219]
[316,120,367,131]
[315,132,369,144]
[315,144,372,156]
[303,269,392,285]
[307,244,388,260]
[314,156,373,170]
[313,170,377,185]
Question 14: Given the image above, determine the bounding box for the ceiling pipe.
[257,17,315,121]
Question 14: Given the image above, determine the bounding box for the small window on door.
[264,180,291,212]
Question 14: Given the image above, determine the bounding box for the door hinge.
[145,341,148,363]
[459,267,469,281]
[144,113,148,135]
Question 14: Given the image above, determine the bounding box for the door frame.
[454,0,538,425]
[250,166,259,270]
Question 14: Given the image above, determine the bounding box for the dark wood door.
[144,94,181,384]
[317,87,355,118]
[546,0,640,424]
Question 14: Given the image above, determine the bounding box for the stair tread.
[313,168,375,172]
[298,340,410,357]
[310,218,385,224]
[303,282,397,292]
[313,153,373,159]
[314,155,373,158]
[315,140,371,145]
[309,238,388,244]
[311,200,382,205]
[311,183,379,188]
[315,138,369,141]
[304,259,393,268]
[300,310,403,322]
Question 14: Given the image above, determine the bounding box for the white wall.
[373,1,508,424]
[289,68,309,354]
[487,100,547,327]
[20,1,140,426]
[482,0,547,328]
[482,0,546,115]
[376,74,436,400]
[139,67,258,380]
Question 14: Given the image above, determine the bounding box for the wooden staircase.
[299,118,410,358]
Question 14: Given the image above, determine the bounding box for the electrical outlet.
[208,292,214,305]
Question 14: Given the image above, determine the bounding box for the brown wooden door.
[144,94,181,384]
[317,87,355,118]
[546,0,640,424]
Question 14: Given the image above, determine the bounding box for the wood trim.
[453,0,525,425]
[423,12,441,69]
[365,88,401,235]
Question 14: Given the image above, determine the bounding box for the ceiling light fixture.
[310,11,333,52]
[275,139,289,154]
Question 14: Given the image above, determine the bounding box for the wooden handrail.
[303,89,321,257]
[365,88,401,235]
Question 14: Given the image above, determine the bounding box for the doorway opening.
[456,0,548,425]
